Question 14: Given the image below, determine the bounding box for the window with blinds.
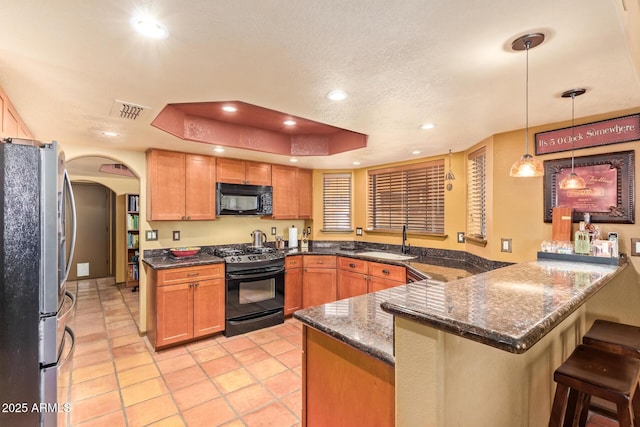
[322,173,352,231]
[467,147,486,239]
[367,160,445,233]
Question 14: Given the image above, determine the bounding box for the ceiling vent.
[98,163,136,178]
[110,99,149,120]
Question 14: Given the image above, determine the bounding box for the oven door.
[226,267,284,320]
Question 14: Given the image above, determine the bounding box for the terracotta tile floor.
[61,277,302,427]
[60,277,619,426]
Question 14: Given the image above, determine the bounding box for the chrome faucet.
[401,225,410,254]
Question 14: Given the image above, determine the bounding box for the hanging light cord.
[570,93,576,173]
[524,40,530,156]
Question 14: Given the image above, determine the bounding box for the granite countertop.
[293,285,411,366]
[142,253,224,269]
[382,258,627,354]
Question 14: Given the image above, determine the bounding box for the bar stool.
[583,319,640,359]
[548,345,640,427]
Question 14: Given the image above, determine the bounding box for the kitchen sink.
[357,251,416,261]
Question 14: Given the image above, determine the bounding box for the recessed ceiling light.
[420,123,435,130]
[412,150,421,155]
[213,147,225,153]
[221,105,237,112]
[130,15,169,39]
[326,90,349,101]
[283,120,296,126]
[289,158,298,163]
[102,131,119,137]
[353,161,361,165]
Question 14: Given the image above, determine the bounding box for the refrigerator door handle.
[59,326,75,368]
[62,169,77,283]
[58,290,76,326]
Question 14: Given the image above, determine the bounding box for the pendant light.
[558,88,587,190]
[445,149,455,191]
[509,33,545,177]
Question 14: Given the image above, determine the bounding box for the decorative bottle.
[574,221,591,255]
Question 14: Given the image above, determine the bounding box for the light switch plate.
[146,230,158,241]
[356,227,363,236]
[271,227,277,235]
[457,232,465,243]
[631,238,640,256]
[501,238,512,253]
[173,231,180,241]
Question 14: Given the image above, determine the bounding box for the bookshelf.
[125,193,140,289]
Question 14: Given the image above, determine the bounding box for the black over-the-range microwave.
[216,182,273,216]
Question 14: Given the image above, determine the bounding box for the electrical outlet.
[457,232,465,243]
[173,231,180,241]
[271,227,277,235]
[631,238,640,256]
[356,227,363,236]
[145,230,158,241]
[501,238,512,253]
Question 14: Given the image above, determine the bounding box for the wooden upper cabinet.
[216,158,271,185]
[298,168,313,219]
[245,161,272,185]
[0,85,33,139]
[271,164,299,219]
[147,149,216,221]
[185,154,216,220]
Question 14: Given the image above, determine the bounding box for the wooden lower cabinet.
[303,326,394,426]
[146,264,225,350]
[303,256,337,308]
[285,256,303,315]
[337,269,368,299]
[303,268,337,308]
[368,275,405,293]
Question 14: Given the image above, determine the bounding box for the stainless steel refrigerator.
[0,139,76,426]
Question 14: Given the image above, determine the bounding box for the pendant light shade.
[559,88,587,190]
[445,149,455,191]
[509,33,545,178]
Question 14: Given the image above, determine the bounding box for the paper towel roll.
[288,226,298,248]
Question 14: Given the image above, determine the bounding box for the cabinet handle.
[194,282,199,287]
[187,272,199,277]
[382,269,390,275]
[181,216,186,220]
[187,216,191,220]
[349,263,356,268]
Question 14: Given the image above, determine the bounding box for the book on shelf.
[128,264,139,281]
[127,194,139,212]
[127,213,139,230]
[127,232,139,249]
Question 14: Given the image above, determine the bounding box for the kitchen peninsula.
[294,256,635,427]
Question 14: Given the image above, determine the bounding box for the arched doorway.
[65,156,140,283]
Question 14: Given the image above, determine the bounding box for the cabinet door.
[285,267,303,315]
[245,161,272,185]
[298,168,313,219]
[368,276,405,293]
[156,283,193,347]
[337,270,368,300]
[146,150,186,220]
[272,165,299,219]
[185,154,216,220]
[193,278,225,337]
[216,158,245,184]
[303,268,337,308]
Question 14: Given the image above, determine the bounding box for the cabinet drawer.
[286,255,303,269]
[157,264,225,286]
[368,262,406,282]
[337,257,367,274]
[303,255,336,269]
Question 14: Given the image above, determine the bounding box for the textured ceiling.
[0,0,638,170]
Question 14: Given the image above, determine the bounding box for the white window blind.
[467,147,486,239]
[367,160,445,233]
[322,173,352,231]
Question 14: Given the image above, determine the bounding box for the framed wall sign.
[535,114,640,155]
[543,150,635,223]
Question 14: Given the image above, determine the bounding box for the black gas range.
[215,246,285,337]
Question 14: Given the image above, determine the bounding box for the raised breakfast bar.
[294,256,638,427]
